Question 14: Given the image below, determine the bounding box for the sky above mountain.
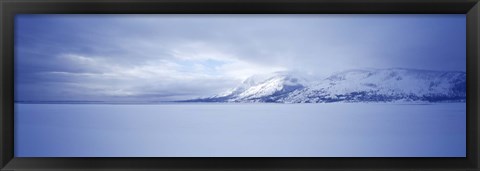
[15,14,466,101]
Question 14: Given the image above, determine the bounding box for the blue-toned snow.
[15,103,465,157]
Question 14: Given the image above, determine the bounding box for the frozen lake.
[15,103,465,157]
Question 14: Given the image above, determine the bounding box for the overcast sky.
[15,14,466,101]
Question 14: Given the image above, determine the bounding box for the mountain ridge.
[185,68,466,103]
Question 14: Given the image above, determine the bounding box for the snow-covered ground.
[15,103,465,157]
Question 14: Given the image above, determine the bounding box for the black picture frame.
[1,0,479,170]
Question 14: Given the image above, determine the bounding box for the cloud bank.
[15,14,466,101]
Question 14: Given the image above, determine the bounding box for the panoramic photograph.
[14,14,466,157]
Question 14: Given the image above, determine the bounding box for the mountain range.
[184,68,466,103]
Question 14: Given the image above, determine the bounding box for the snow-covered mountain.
[186,71,308,102]
[186,68,466,103]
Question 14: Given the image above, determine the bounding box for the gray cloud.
[15,14,466,101]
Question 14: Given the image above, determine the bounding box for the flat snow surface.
[15,103,465,157]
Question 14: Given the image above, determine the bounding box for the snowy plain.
[15,103,465,157]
